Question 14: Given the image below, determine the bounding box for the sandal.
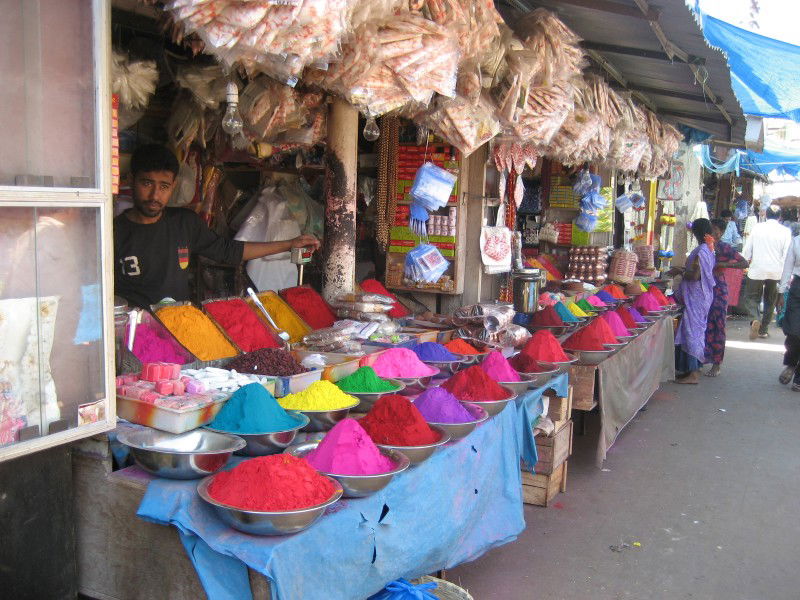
[780,366,794,385]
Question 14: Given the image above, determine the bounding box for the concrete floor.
[448,319,800,600]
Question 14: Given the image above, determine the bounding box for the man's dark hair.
[130,144,179,179]
[692,218,712,244]
[710,218,726,232]
[720,209,733,218]
[766,205,781,220]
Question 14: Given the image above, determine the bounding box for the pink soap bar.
[123,374,139,384]
[141,391,161,403]
[126,387,145,400]
[155,380,174,395]
[166,364,181,379]
[142,363,159,382]
[171,380,185,396]
[186,380,206,394]
[116,376,125,387]
[180,376,191,384]
[116,385,128,397]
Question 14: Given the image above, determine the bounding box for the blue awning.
[699,13,800,122]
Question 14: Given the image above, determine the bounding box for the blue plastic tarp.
[136,375,568,600]
[700,13,800,122]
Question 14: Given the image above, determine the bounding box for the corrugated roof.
[497,0,746,144]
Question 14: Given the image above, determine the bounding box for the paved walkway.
[448,320,800,600]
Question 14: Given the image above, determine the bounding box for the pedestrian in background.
[719,209,742,250]
[777,228,800,390]
[742,205,791,340]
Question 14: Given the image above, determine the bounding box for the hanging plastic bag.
[410,162,458,211]
[615,194,633,213]
[573,168,593,196]
[576,211,598,233]
[630,192,646,209]
[480,226,512,274]
[404,244,449,284]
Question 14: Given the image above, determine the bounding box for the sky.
[695,0,800,45]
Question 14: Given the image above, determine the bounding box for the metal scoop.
[246,287,291,347]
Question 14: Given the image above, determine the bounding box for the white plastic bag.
[480,226,512,274]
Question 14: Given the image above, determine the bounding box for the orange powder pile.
[157,305,237,361]
[445,339,481,355]
[603,284,627,300]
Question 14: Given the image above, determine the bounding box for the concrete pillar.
[322,98,358,301]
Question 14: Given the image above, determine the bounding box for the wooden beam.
[625,85,710,103]
[528,0,659,20]
[658,109,730,124]
[581,40,705,64]
[585,49,658,112]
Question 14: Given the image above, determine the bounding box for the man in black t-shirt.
[114,145,320,308]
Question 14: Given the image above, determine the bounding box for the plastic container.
[246,290,312,344]
[116,395,228,434]
[272,369,324,398]
[201,296,283,351]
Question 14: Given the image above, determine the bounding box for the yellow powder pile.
[279,380,359,411]
[157,304,238,361]
[251,292,310,343]
[567,302,589,318]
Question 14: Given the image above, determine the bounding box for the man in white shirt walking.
[742,205,792,339]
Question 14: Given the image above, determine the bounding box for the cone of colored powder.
[157,304,237,361]
[280,380,360,410]
[567,302,589,318]
[441,365,511,402]
[601,311,630,337]
[633,291,662,313]
[412,342,458,361]
[647,286,673,306]
[595,290,616,304]
[628,306,647,323]
[563,318,618,351]
[204,298,279,352]
[586,295,606,307]
[210,383,301,433]
[576,299,597,313]
[444,339,481,355]
[615,306,638,329]
[509,353,546,373]
[371,348,438,378]
[335,367,399,394]
[604,284,627,299]
[360,395,440,446]
[530,306,563,327]
[513,330,569,365]
[481,351,522,382]
[414,387,477,423]
[305,419,396,475]
[208,455,336,511]
[554,302,579,323]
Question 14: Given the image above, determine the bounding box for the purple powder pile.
[628,306,648,323]
[413,386,476,423]
[412,342,458,362]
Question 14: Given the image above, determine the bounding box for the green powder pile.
[336,366,399,393]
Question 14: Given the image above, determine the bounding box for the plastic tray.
[116,395,228,434]
[201,296,283,351]
[246,290,312,344]
[151,300,240,361]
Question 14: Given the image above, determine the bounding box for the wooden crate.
[522,461,568,507]
[545,386,573,431]
[534,419,573,475]
[570,364,598,411]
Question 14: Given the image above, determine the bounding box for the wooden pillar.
[322,98,358,301]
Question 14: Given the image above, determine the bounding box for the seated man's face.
[132,170,176,219]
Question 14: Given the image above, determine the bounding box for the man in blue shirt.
[719,209,742,250]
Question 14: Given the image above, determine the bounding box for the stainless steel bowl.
[629,326,647,335]
[117,428,245,480]
[426,402,489,441]
[393,373,437,396]
[297,401,361,433]
[510,367,559,390]
[348,380,406,411]
[375,425,451,465]
[570,348,614,365]
[420,354,469,375]
[205,412,310,456]
[197,475,343,535]
[285,442,410,498]
[617,335,636,342]
[603,342,627,355]
[538,353,578,375]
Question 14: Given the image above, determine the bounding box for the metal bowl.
[603,342,627,355]
[527,323,572,336]
[466,387,517,417]
[420,354,469,375]
[375,425,451,465]
[347,380,406,410]
[285,442,410,498]
[393,373,437,396]
[538,353,578,375]
[197,475,343,535]
[511,367,559,390]
[296,401,361,433]
[617,335,636,343]
[205,412,310,456]
[629,326,647,335]
[569,348,614,365]
[426,402,489,441]
[117,428,245,480]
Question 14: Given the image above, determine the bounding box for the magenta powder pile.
[601,311,630,337]
[414,387,476,423]
[480,351,521,382]
[131,322,190,364]
[633,292,661,313]
[305,419,395,475]
[585,295,607,307]
[371,348,438,378]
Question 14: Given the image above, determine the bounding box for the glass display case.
[0,0,114,462]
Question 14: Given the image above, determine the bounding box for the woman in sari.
[704,219,748,377]
[674,218,716,384]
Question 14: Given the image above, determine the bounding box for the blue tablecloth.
[515,372,569,472]
[138,402,529,600]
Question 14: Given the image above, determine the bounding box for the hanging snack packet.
[409,162,457,212]
[404,244,449,284]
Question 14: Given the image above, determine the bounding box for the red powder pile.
[530,306,563,326]
[441,365,511,402]
[359,279,410,318]
[445,339,481,355]
[615,306,638,330]
[204,299,279,352]
[563,318,619,351]
[280,286,337,329]
[604,284,627,300]
[647,286,673,306]
[633,291,662,313]
[208,455,335,511]
[515,330,569,363]
[360,395,440,446]
[509,352,547,373]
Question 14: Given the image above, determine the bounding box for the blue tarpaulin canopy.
[699,13,800,122]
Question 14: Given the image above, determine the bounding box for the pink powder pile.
[305,419,396,475]
[633,292,662,313]
[131,322,191,364]
[481,351,522,382]
[601,311,630,337]
[371,348,438,378]
[586,295,607,307]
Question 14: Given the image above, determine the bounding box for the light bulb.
[222,81,244,137]
[363,116,380,141]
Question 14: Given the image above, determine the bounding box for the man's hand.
[290,234,321,251]
[666,266,685,277]
[776,293,785,311]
